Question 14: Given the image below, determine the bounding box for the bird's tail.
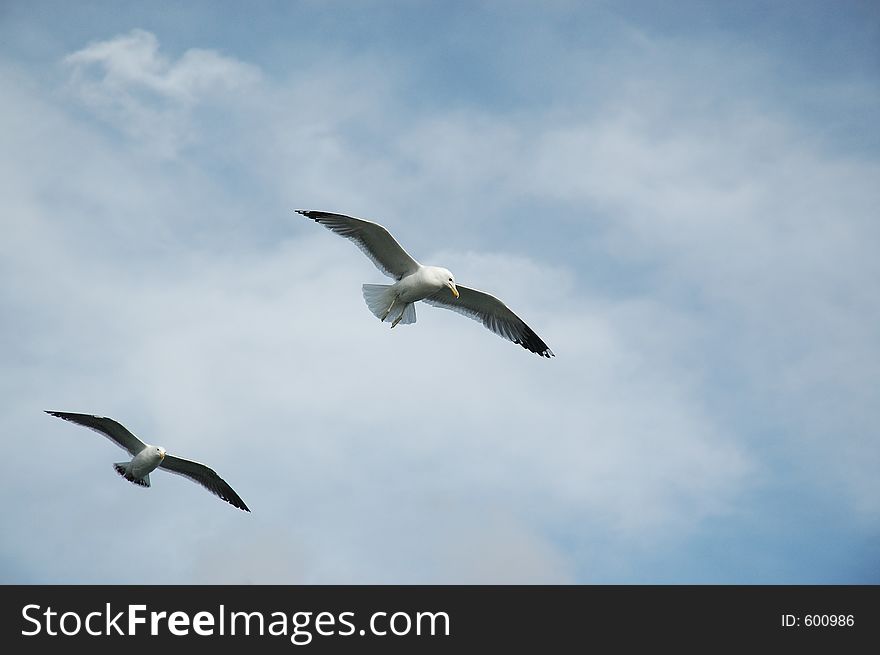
[362,284,417,325]
[113,462,150,488]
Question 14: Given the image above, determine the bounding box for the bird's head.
[156,446,166,460]
[438,267,459,299]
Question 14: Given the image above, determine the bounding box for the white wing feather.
[423,285,554,357]
[297,210,421,280]
[160,454,250,511]
[45,411,147,456]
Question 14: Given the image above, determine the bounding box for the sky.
[1,0,878,584]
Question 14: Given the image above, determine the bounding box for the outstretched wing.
[423,285,554,358]
[159,454,250,512]
[45,410,147,456]
[297,210,421,280]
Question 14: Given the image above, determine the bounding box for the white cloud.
[62,29,261,157]
[525,107,880,516]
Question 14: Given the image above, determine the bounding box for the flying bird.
[45,411,250,511]
[297,210,554,357]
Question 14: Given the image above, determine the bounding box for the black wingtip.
[296,209,344,224]
[229,497,250,512]
[45,410,84,421]
[516,335,554,358]
[218,486,250,512]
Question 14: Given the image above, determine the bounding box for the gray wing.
[297,210,421,280]
[45,410,147,456]
[159,454,250,512]
[423,285,554,358]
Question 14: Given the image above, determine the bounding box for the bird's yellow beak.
[449,283,459,299]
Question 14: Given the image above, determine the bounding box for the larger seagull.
[297,210,554,357]
[45,411,250,511]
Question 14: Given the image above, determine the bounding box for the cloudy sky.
[1,1,878,584]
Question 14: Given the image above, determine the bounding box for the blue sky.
[1,1,878,583]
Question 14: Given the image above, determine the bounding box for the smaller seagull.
[45,411,250,512]
[298,210,554,357]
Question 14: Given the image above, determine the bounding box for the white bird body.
[361,265,458,328]
[299,210,553,357]
[392,265,454,304]
[118,444,166,484]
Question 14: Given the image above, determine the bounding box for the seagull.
[45,411,250,511]
[297,210,554,357]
